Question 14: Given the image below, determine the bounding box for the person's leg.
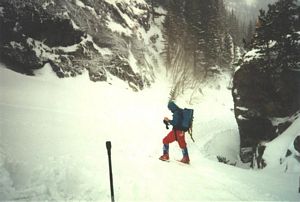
[177,131,187,149]
[160,130,176,160]
[177,131,190,164]
[162,144,169,155]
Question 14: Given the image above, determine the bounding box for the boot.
[159,144,169,161]
[159,153,169,161]
[180,148,190,164]
[180,155,190,164]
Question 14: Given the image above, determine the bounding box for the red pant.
[163,130,187,149]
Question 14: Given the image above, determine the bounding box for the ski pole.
[106,141,115,202]
[189,133,195,142]
[188,128,195,142]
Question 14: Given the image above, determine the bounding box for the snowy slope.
[1,63,300,201]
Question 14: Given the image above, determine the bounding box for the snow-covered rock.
[0,0,164,90]
[232,59,300,164]
[231,0,300,165]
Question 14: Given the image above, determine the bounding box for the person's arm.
[168,112,180,127]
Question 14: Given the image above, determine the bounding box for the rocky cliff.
[232,0,300,165]
[233,59,300,163]
[0,0,164,91]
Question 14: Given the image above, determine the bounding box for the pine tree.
[246,20,254,41]
[162,0,186,70]
[253,0,299,70]
[162,0,246,82]
[222,33,234,65]
[228,10,242,46]
[269,0,299,70]
[184,0,208,77]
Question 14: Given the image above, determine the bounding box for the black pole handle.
[106,141,115,202]
[106,141,111,155]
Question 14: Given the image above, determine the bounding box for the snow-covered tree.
[254,0,300,71]
[163,0,242,85]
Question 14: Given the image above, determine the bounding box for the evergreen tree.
[269,0,299,70]
[222,33,234,65]
[246,20,255,44]
[253,0,299,71]
[162,0,245,83]
[228,10,242,46]
[162,0,186,70]
[184,0,207,76]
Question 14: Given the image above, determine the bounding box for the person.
[159,101,190,164]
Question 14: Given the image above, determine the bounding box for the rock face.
[233,62,300,139]
[231,0,300,165]
[280,135,300,172]
[294,136,300,154]
[0,0,161,90]
[232,50,300,163]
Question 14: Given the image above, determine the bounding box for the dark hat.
[168,101,179,113]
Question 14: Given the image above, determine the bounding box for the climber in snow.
[159,101,191,164]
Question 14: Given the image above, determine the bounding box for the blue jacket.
[167,101,182,130]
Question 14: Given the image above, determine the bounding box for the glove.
[163,119,169,129]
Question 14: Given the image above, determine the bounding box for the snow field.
[1,63,300,201]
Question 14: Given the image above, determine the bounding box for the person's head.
[167,101,179,113]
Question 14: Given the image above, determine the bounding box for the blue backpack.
[181,108,194,133]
